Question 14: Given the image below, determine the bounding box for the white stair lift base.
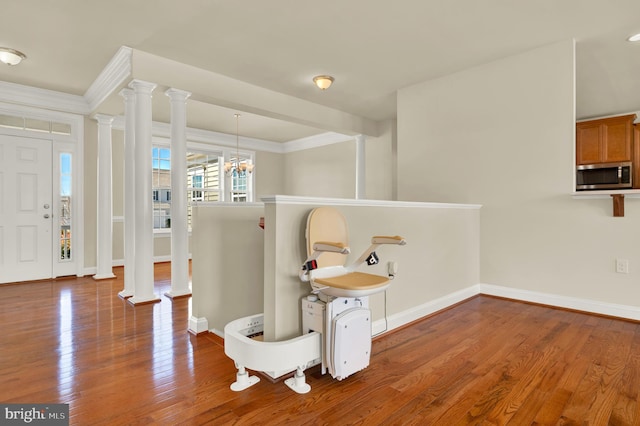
[230,365,260,391]
[224,314,322,394]
[284,367,312,394]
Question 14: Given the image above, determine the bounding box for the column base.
[118,290,134,299]
[127,295,161,305]
[164,289,192,299]
[188,316,209,335]
[93,273,116,280]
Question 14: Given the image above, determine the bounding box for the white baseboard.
[372,285,480,335]
[84,255,192,277]
[479,283,640,321]
[372,282,640,336]
[189,316,209,335]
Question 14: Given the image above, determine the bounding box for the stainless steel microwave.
[576,161,632,190]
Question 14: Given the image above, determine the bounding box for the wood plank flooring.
[1,263,639,425]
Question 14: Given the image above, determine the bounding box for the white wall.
[397,39,640,308]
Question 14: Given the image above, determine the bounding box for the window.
[0,114,72,135]
[191,173,203,201]
[231,164,249,202]
[152,145,239,229]
[60,153,72,260]
[152,147,171,229]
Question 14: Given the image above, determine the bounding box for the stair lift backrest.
[306,207,349,269]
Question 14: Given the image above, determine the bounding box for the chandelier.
[224,113,254,176]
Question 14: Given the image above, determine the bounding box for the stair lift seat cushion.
[305,207,391,298]
[313,271,389,289]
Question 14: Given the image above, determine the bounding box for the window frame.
[151,136,255,234]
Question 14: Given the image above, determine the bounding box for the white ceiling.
[2,0,640,142]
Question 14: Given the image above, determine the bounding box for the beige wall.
[254,150,285,199]
[283,140,356,198]
[397,39,640,307]
[191,204,265,335]
[366,119,396,201]
[281,124,395,200]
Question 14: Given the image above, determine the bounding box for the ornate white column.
[93,114,116,280]
[165,88,192,299]
[128,80,160,305]
[118,88,135,298]
[355,134,366,199]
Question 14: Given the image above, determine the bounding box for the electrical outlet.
[388,261,398,275]
[616,258,629,274]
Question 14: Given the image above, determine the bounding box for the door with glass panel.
[0,135,53,283]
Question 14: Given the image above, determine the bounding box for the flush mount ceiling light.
[313,75,334,90]
[627,33,640,42]
[0,47,26,65]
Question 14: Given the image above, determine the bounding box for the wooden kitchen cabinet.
[576,114,635,165]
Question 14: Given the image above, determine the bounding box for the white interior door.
[0,135,53,283]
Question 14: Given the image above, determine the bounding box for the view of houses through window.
[60,153,72,260]
[152,146,252,229]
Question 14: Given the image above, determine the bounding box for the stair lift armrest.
[299,242,350,282]
[312,241,350,254]
[346,236,407,272]
[371,235,406,246]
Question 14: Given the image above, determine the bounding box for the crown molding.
[84,46,133,112]
[111,115,283,152]
[111,114,355,154]
[0,80,89,115]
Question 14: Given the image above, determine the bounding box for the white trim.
[372,286,480,335]
[370,282,640,337]
[572,189,640,198]
[84,46,133,112]
[112,116,283,152]
[189,316,210,335]
[576,110,640,123]
[281,132,354,153]
[479,283,640,321]
[0,101,85,280]
[0,81,89,115]
[260,195,482,210]
[112,116,357,154]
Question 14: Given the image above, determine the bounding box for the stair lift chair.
[299,207,406,380]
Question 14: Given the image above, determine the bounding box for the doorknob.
[43,204,50,209]
[44,214,50,219]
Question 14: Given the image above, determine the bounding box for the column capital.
[165,88,192,102]
[119,87,135,99]
[355,134,366,143]
[93,113,114,125]
[128,79,157,94]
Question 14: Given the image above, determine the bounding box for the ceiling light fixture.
[224,113,254,179]
[627,33,640,42]
[313,75,334,90]
[0,47,26,66]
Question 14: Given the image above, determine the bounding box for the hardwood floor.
[1,264,639,425]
